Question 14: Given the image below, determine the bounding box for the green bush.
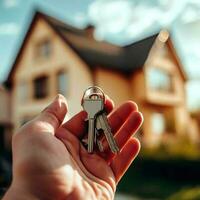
[167,187,200,200]
[140,135,200,160]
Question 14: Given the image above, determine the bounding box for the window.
[36,39,51,59]
[33,76,48,99]
[151,112,166,135]
[57,71,68,95]
[18,81,28,102]
[147,68,173,92]
[152,109,176,135]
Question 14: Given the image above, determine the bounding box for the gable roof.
[43,12,158,72]
[166,37,187,81]
[146,30,187,81]
[5,10,187,87]
[5,11,158,88]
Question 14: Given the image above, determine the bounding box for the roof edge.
[166,37,187,81]
[5,10,43,88]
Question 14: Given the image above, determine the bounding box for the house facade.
[5,11,197,147]
[0,86,12,152]
[136,37,192,145]
[7,16,93,129]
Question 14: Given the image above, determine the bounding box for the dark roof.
[44,13,158,72]
[6,11,158,87]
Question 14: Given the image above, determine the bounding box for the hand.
[3,95,143,200]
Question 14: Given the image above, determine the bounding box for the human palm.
[4,95,143,200]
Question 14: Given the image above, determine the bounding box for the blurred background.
[0,0,200,199]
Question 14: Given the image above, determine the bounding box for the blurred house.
[191,111,200,138]
[5,11,198,146]
[0,86,12,152]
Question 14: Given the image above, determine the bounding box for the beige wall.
[130,69,146,105]
[12,18,93,130]
[144,42,185,105]
[94,68,131,106]
[138,38,194,146]
[0,87,11,124]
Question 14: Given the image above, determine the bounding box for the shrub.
[140,135,200,160]
[167,187,200,200]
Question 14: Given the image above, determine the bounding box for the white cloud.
[0,23,20,35]
[88,0,138,42]
[3,0,20,8]
[88,0,187,44]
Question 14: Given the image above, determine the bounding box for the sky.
[0,0,200,110]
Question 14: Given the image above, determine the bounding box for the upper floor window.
[147,67,173,92]
[36,39,51,59]
[57,71,68,95]
[18,81,28,102]
[33,76,48,99]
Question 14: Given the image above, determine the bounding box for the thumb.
[35,94,68,132]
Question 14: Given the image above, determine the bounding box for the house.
[5,11,197,146]
[191,111,200,140]
[0,86,12,152]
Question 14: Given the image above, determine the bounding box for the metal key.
[96,112,119,153]
[82,87,105,153]
[95,129,104,152]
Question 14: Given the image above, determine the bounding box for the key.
[97,139,104,152]
[96,112,119,153]
[95,130,103,152]
[95,129,104,152]
[82,87,105,153]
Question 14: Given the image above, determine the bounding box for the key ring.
[81,86,105,105]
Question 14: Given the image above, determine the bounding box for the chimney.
[85,25,95,38]
[158,29,169,43]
